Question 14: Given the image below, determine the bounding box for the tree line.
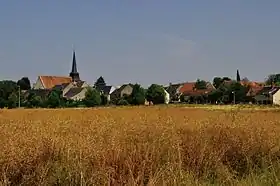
[0,72,279,108]
[0,76,168,108]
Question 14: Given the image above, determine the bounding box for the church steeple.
[236,69,241,82]
[69,50,80,82]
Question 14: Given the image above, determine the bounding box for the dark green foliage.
[117,99,129,106]
[195,79,207,90]
[222,77,231,81]
[265,74,280,86]
[208,81,248,104]
[146,84,165,104]
[26,92,44,108]
[30,96,43,108]
[47,91,61,108]
[0,80,18,101]
[84,88,101,107]
[0,81,19,108]
[213,77,223,89]
[0,98,6,108]
[7,92,18,108]
[65,100,82,108]
[17,77,31,90]
[101,94,108,105]
[129,84,146,105]
[212,77,232,89]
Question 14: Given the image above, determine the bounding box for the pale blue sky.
[0,1,280,87]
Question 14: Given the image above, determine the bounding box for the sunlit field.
[1,106,280,185]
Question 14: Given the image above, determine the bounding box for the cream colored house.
[62,81,90,96]
[110,84,134,103]
[272,88,280,105]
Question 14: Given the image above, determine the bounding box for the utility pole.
[232,91,235,104]
[18,85,20,108]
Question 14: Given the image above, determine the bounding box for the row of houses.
[26,51,171,104]
[164,80,280,105]
[27,51,280,105]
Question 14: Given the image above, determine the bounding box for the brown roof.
[183,89,212,96]
[241,81,264,87]
[246,86,263,96]
[64,87,84,98]
[179,82,196,93]
[179,82,214,94]
[39,76,72,89]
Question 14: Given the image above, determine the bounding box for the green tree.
[194,79,207,89]
[129,84,146,105]
[27,94,43,108]
[47,91,61,108]
[0,98,6,108]
[84,88,101,107]
[146,84,165,104]
[101,94,108,105]
[265,74,280,86]
[7,92,18,108]
[213,77,223,89]
[230,81,248,103]
[214,81,248,104]
[17,77,31,90]
[222,77,231,81]
[0,80,18,102]
[117,98,129,106]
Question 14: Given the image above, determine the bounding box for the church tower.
[69,50,80,82]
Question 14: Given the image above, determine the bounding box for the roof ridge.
[39,75,71,78]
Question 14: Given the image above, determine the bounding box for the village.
[0,50,279,108]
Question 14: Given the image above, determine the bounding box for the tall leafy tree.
[17,77,31,90]
[265,74,280,86]
[194,79,207,89]
[129,84,146,105]
[84,88,101,107]
[47,91,61,108]
[0,80,17,100]
[214,81,248,104]
[26,92,43,108]
[146,84,165,104]
[213,77,223,89]
[8,92,18,108]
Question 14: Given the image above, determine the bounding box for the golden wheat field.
[1,106,280,185]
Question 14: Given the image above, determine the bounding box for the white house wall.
[33,77,44,89]
[164,89,170,104]
[273,90,280,105]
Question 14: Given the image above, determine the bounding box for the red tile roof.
[39,76,72,89]
[241,81,264,87]
[246,86,263,96]
[178,82,196,93]
[183,89,211,96]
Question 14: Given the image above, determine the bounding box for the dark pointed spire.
[69,50,80,82]
[236,69,241,82]
[71,50,78,73]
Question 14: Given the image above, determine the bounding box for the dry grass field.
[1,106,280,185]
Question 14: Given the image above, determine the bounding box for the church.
[33,51,90,100]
